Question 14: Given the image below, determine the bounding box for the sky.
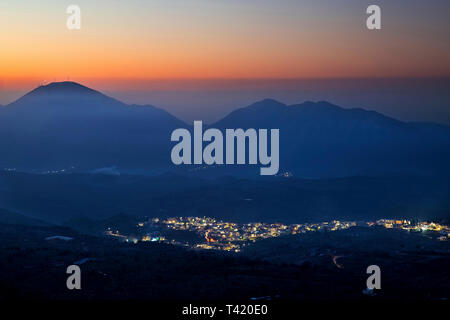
[0,0,449,122]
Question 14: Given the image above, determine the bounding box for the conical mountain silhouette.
[0,82,186,173]
[27,81,100,95]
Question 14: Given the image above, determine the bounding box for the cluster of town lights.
[105,217,449,252]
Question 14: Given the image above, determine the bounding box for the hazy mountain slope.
[0,208,50,226]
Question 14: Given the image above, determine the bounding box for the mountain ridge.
[1,82,450,178]
[6,82,450,130]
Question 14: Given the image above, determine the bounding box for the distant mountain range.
[1,82,450,178]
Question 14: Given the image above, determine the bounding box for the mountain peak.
[26,81,100,97]
[250,98,286,109]
[9,81,115,107]
[294,100,340,109]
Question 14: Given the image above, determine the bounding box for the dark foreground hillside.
[0,223,448,300]
[1,171,450,224]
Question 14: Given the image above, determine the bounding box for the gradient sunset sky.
[1,0,449,122]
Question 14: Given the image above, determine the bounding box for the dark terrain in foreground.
[0,222,448,300]
[1,171,450,224]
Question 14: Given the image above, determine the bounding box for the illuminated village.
[104,217,450,252]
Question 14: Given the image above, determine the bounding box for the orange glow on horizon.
[1,1,449,91]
